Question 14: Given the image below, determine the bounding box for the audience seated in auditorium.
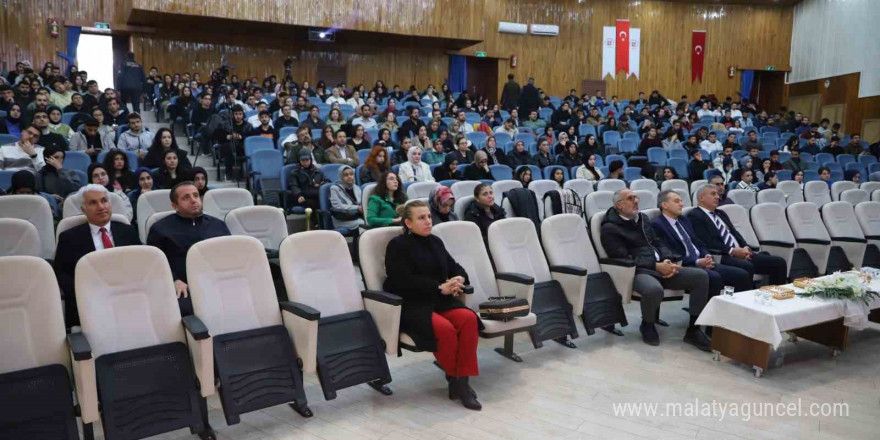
[600,189,711,350]
[606,160,624,180]
[429,186,458,224]
[423,138,446,165]
[576,154,603,181]
[37,145,80,201]
[325,129,360,167]
[127,167,154,219]
[818,166,832,188]
[46,106,71,138]
[54,184,141,327]
[0,124,43,171]
[367,170,406,227]
[103,150,136,193]
[399,145,434,183]
[433,155,461,182]
[152,150,193,190]
[464,151,495,181]
[533,139,555,169]
[31,108,68,151]
[282,126,324,165]
[329,164,364,230]
[464,183,505,247]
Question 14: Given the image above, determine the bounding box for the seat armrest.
[865,235,880,241]
[280,301,321,320]
[361,290,403,306]
[67,332,92,361]
[707,248,724,255]
[462,286,474,295]
[831,236,867,243]
[598,263,636,303]
[68,332,98,424]
[759,240,795,249]
[182,315,210,341]
[598,257,636,267]
[796,238,831,246]
[495,272,535,285]
[280,301,320,373]
[550,265,588,276]
[362,292,403,356]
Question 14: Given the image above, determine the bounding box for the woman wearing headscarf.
[3,103,23,137]
[128,167,155,221]
[480,136,507,166]
[464,150,495,181]
[844,169,861,184]
[428,185,458,224]
[433,155,461,181]
[8,169,37,194]
[192,166,209,197]
[329,164,364,230]
[398,145,434,183]
[38,145,81,202]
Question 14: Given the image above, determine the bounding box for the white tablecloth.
[696,275,880,349]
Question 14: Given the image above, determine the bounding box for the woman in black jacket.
[152,150,193,189]
[464,151,495,181]
[383,200,482,410]
[102,149,136,193]
[433,154,462,181]
[507,140,533,168]
[558,141,582,168]
[464,183,506,247]
[142,128,192,170]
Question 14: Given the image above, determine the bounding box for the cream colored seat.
[839,189,869,206]
[831,181,857,201]
[563,178,594,198]
[854,201,880,267]
[584,190,614,219]
[633,189,657,212]
[0,195,55,260]
[433,221,537,361]
[186,236,312,422]
[528,180,559,219]
[820,201,866,269]
[451,180,480,201]
[488,218,585,348]
[630,178,659,195]
[749,203,796,277]
[661,178,688,194]
[804,181,831,207]
[727,189,757,210]
[202,188,254,220]
[145,210,175,238]
[406,181,440,200]
[281,230,399,400]
[776,180,804,205]
[136,189,172,242]
[597,178,626,193]
[756,188,786,206]
[224,206,289,256]
[786,202,832,274]
[63,191,131,221]
[0,218,41,257]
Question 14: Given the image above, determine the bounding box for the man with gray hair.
[54,184,141,327]
[600,188,711,351]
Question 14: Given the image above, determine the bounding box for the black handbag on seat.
[478,296,530,321]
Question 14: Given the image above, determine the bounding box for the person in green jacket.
[367,170,407,227]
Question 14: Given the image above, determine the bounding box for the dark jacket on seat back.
[504,187,541,236]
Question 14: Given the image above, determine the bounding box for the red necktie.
[99,227,113,249]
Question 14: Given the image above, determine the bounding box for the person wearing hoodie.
[287,147,328,225]
[329,164,364,230]
[68,117,115,159]
[116,113,154,160]
[37,145,81,202]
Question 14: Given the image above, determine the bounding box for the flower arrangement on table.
[796,271,879,307]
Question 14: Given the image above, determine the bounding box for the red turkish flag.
[692,30,706,83]
[615,20,630,76]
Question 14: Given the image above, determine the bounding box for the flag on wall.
[602,21,640,79]
[692,30,706,83]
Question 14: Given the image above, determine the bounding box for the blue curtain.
[740,70,755,101]
[57,26,81,74]
[448,55,467,93]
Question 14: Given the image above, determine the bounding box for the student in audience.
[273,104,299,137]
[55,184,141,327]
[348,124,369,151]
[532,139,555,169]
[449,135,474,166]
[399,145,435,183]
[301,105,325,130]
[558,141,582,169]
[661,166,679,182]
[399,107,426,142]
[735,166,757,192]
[700,132,722,154]
[464,183,506,247]
[191,166,209,197]
[481,136,507,166]
[325,129,360,167]
[214,105,253,180]
[367,170,406,227]
[818,166,832,188]
[142,127,191,170]
[3,103,23,137]
[576,154,603,181]
[606,159,624,180]
[151,149,193,190]
[578,134,601,157]
[464,151,495,181]
[381,113,400,132]
[845,169,861,184]
[104,98,129,127]
[31,108,68,151]
[514,166,533,188]
[46,106,71,138]
[423,138,446,165]
[429,185,458,224]
[662,128,682,152]
[783,148,807,174]
[506,140,532,168]
[375,127,398,150]
[757,170,777,190]
[638,127,662,155]
[688,184,788,285]
[287,147,327,223]
[550,167,566,188]
[89,107,115,138]
[37,145,80,202]
[600,189,711,350]
[148,181,231,316]
[127,167,154,217]
[793,169,805,190]
[843,134,864,156]
[0,124,43,171]
[329,164,364,230]
[383,200,482,410]
[102,150,136,193]
[360,145,390,184]
[325,108,345,132]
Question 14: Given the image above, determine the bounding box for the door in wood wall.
[317,65,347,89]
[465,56,498,104]
[863,119,880,144]
[821,104,846,129]
[788,94,820,122]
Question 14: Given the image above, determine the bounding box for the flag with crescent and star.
[692,30,707,83]
[602,21,640,79]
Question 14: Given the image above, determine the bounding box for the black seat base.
[316,310,393,401]
[826,245,853,274]
[528,280,579,349]
[96,342,208,440]
[0,364,79,440]
[214,325,310,425]
[581,273,628,336]
[863,244,880,269]
[790,248,819,279]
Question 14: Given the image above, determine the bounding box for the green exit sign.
[765,65,776,71]
[475,52,487,58]
[94,22,110,29]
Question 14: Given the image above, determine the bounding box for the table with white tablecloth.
[696,275,880,377]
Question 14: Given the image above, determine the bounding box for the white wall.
[789,0,880,98]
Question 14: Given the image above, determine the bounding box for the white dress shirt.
[89,221,114,251]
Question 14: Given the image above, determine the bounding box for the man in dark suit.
[652,190,752,301]
[54,184,141,327]
[686,184,788,285]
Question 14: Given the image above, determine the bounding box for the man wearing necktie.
[686,184,789,285]
[651,191,752,302]
[54,184,141,328]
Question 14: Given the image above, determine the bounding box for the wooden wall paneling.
[788,94,820,122]
[787,73,880,137]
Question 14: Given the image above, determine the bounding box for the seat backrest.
[432,222,499,309]
[563,179,594,198]
[56,214,129,242]
[776,180,804,205]
[786,202,831,241]
[202,188,254,220]
[542,214,601,273]
[803,181,832,206]
[0,218,41,257]
[854,201,880,240]
[0,195,55,260]
[488,218,551,283]
[839,189,869,206]
[145,211,175,238]
[406,181,440,200]
[719,204,761,248]
[630,179,659,195]
[831,181,857,201]
[634,190,657,211]
[63,191,129,220]
[224,206,289,251]
[454,195,474,218]
[821,201,864,240]
[359,227,404,291]
[75,246,185,357]
[589,211,610,258]
[0,256,69,374]
[597,179,626,193]
[688,179,708,195]
[528,180,558,219]
[188,236,281,335]
[749,203,794,247]
[727,189,756,209]
[451,180,480,201]
[585,191,614,219]
[756,188,786,206]
[658,179,687,195]
[642,207,660,221]
[491,180,522,206]
[280,231,364,317]
[137,189,173,242]
[673,188,692,207]
[361,183,376,214]
[860,181,880,195]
